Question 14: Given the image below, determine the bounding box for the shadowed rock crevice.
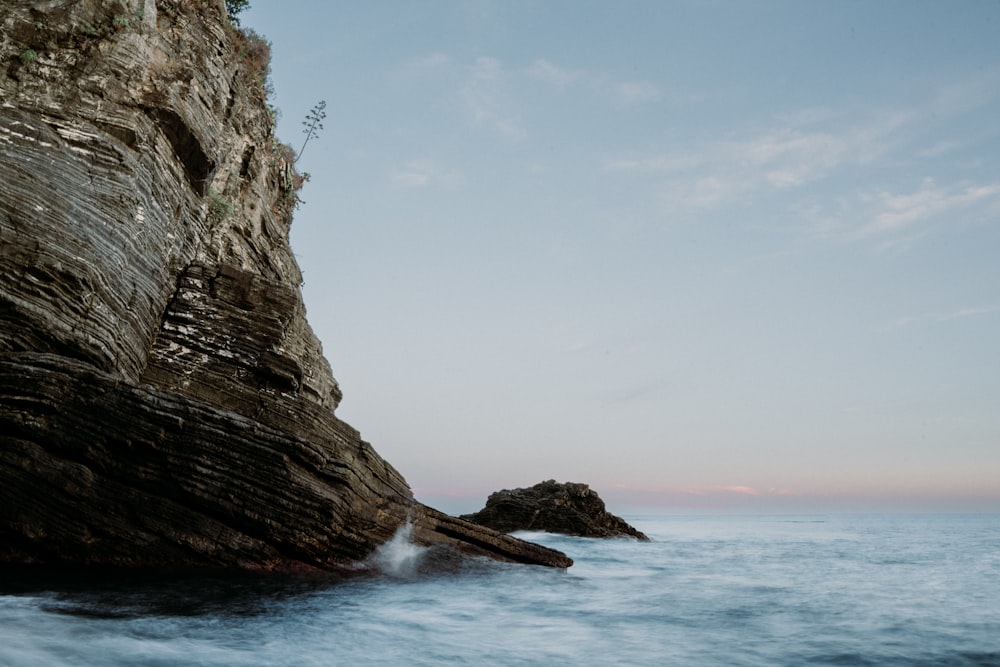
[147,106,215,195]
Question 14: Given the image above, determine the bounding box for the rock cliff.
[0,0,570,570]
[462,480,650,540]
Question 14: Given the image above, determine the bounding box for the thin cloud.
[393,52,456,89]
[677,485,796,498]
[916,140,962,159]
[921,63,1000,119]
[935,306,998,322]
[404,52,451,72]
[679,485,759,497]
[798,178,1000,246]
[889,305,998,329]
[448,55,670,138]
[603,485,801,508]
[462,57,525,139]
[390,159,463,188]
[526,57,663,107]
[606,89,996,237]
[396,54,525,138]
[615,80,662,105]
[740,130,847,188]
[678,175,749,210]
[610,125,860,214]
[604,153,707,173]
[526,58,584,90]
[857,179,1000,239]
[677,485,761,496]
[610,128,847,179]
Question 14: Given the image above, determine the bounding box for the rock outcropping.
[0,0,570,570]
[462,480,650,540]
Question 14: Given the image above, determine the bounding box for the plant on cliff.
[234,28,273,99]
[82,12,139,38]
[270,141,309,211]
[226,0,251,26]
[206,188,234,225]
[228,18,322,213]
[296,100,327,162]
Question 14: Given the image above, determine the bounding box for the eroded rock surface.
[0,0,570,570]
[462,480,650,540]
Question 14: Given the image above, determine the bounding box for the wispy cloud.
[916,140,962,159]
[604,122,894,208]
[607,124,864,214]
[615,80,662,106]
[462,57,525,139]
[856,178,1000,239]
[402,52,451,73]
[604,72,1000,242]
[681,485,761,496]
[677,485,797,498]
[526,57,663,107]
[794,177,1000,246]
[395,53,525,138]
[402,55,670,139]
[600,484,801,510]
[744,130,848,188]
[525,58,585,90]
[627,123,857,168]
[392,52,457,91]
[934,306,998,322]
[390,158,463,188]
[604,153,707,173]
[888,305,998,329]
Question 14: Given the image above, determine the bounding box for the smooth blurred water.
[1,514,998,666]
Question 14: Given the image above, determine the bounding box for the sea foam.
[369,520,427,578]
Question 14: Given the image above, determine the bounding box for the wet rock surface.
[462,480,650,540]
[0,0,570,570]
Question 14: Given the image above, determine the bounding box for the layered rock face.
[0,0,570,570]
[463,480,650,540]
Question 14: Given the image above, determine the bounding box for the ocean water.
[1,514,998,666]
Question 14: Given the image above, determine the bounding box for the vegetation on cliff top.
[225,0,250,26]
[227,8,325,212]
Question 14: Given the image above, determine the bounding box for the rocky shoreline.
[463,480,650,540]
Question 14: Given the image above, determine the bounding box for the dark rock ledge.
[462,480,650,541]
[0,0,570,571]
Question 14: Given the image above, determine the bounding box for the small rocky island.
[462,480,650,540]
[0,0,570,571]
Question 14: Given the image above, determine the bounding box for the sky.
[239,1,1000,514]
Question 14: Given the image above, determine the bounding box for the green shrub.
[234,28,271,95]
[206,189,234,225]
[226,0,251,26]
[19,49,37,65]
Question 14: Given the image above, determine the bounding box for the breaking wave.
[368,520,428,578]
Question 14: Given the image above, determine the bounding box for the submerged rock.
[462,480,650,540]
[0,0,569,571]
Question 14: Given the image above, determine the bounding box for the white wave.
[369,520,427,578]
